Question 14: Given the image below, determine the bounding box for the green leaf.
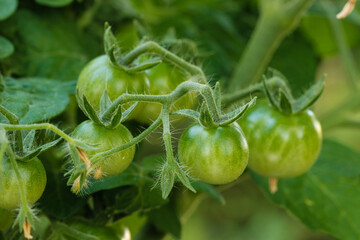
[192,181,225,205]
[147,203,181,239]
[39,150,87,220]
[253,139,360,240]
[0,77,75,124]
[0,10,99,81]
[35,0,73,7]
[86,167,141,194]
[0,0,17,21]
[0,36,14,59]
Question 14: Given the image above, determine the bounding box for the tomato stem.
[122,41,207,84]
[0,105,23,152]
[222,82,264,106]
[0,123,75,145]
[227,0,314,90]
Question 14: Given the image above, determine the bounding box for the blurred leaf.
[0,10,99,81]
[300,2,360,57]
[0,77,75,124]
[192,181,225,205]
[270,33,318,97]
[147,203,181,239]
[86,166,141,194]
[39,151,87,220]
[0,36,14,59]
[0,0,17,21]
[35,0,74,7]
[253,139,360,240]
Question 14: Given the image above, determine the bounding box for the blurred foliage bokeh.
[1,0,360,239]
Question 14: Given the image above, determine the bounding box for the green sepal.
[262,76,280,112]
[120,102,138,123]
[173,160,196,193]
[214,82,222,111]
[199,102,218,128]
[23,130,36,151]
[292,76,325,113]
[278,88,293,115]
[104,22,120,61]
[66,145,87,187]
[219,97,256,126]
[171,109,200,121]
[82,95,102,125]
[126,58,162,73]
[13,204,38,234]
[99,90,112,117]
[158,162,176,199]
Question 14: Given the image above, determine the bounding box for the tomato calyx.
[263,68,325,115]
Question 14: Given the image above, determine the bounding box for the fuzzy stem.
[0,105,23,152]
[7,146,31,223]
[162,105,175,164]
[122,41,207,83]
[222,82,263,106]
[0,123,74,144]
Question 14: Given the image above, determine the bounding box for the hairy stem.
[0,105,23,152]
[222,82,263,106]
[162,105,175,164]
[122,41,207,83]
[0,123,74,144]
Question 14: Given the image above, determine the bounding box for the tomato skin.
[0,157,46,209]
[238,100,322,178]
[72,120,135,176]
[134,63,197,124]
[76,55,150,118]
[178,123,249,185]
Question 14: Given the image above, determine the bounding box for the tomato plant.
[71,120,135,177]
[1,0,359,240]
[0,157,46,209]
[178,123,248,184]
[239,100,322,178]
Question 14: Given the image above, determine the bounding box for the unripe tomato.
[134,63,197,125]
[76,55,150,119]
[0,157,46,209]
[238,100,322,178]
[72,120,135,177]
[178,123,249,184]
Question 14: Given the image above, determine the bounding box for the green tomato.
[134,63,197,125]
[76,55,150,119]
[178,123,249,185]
[72,120,135,177]
[0,157,46,209]
[238,100,322,178]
